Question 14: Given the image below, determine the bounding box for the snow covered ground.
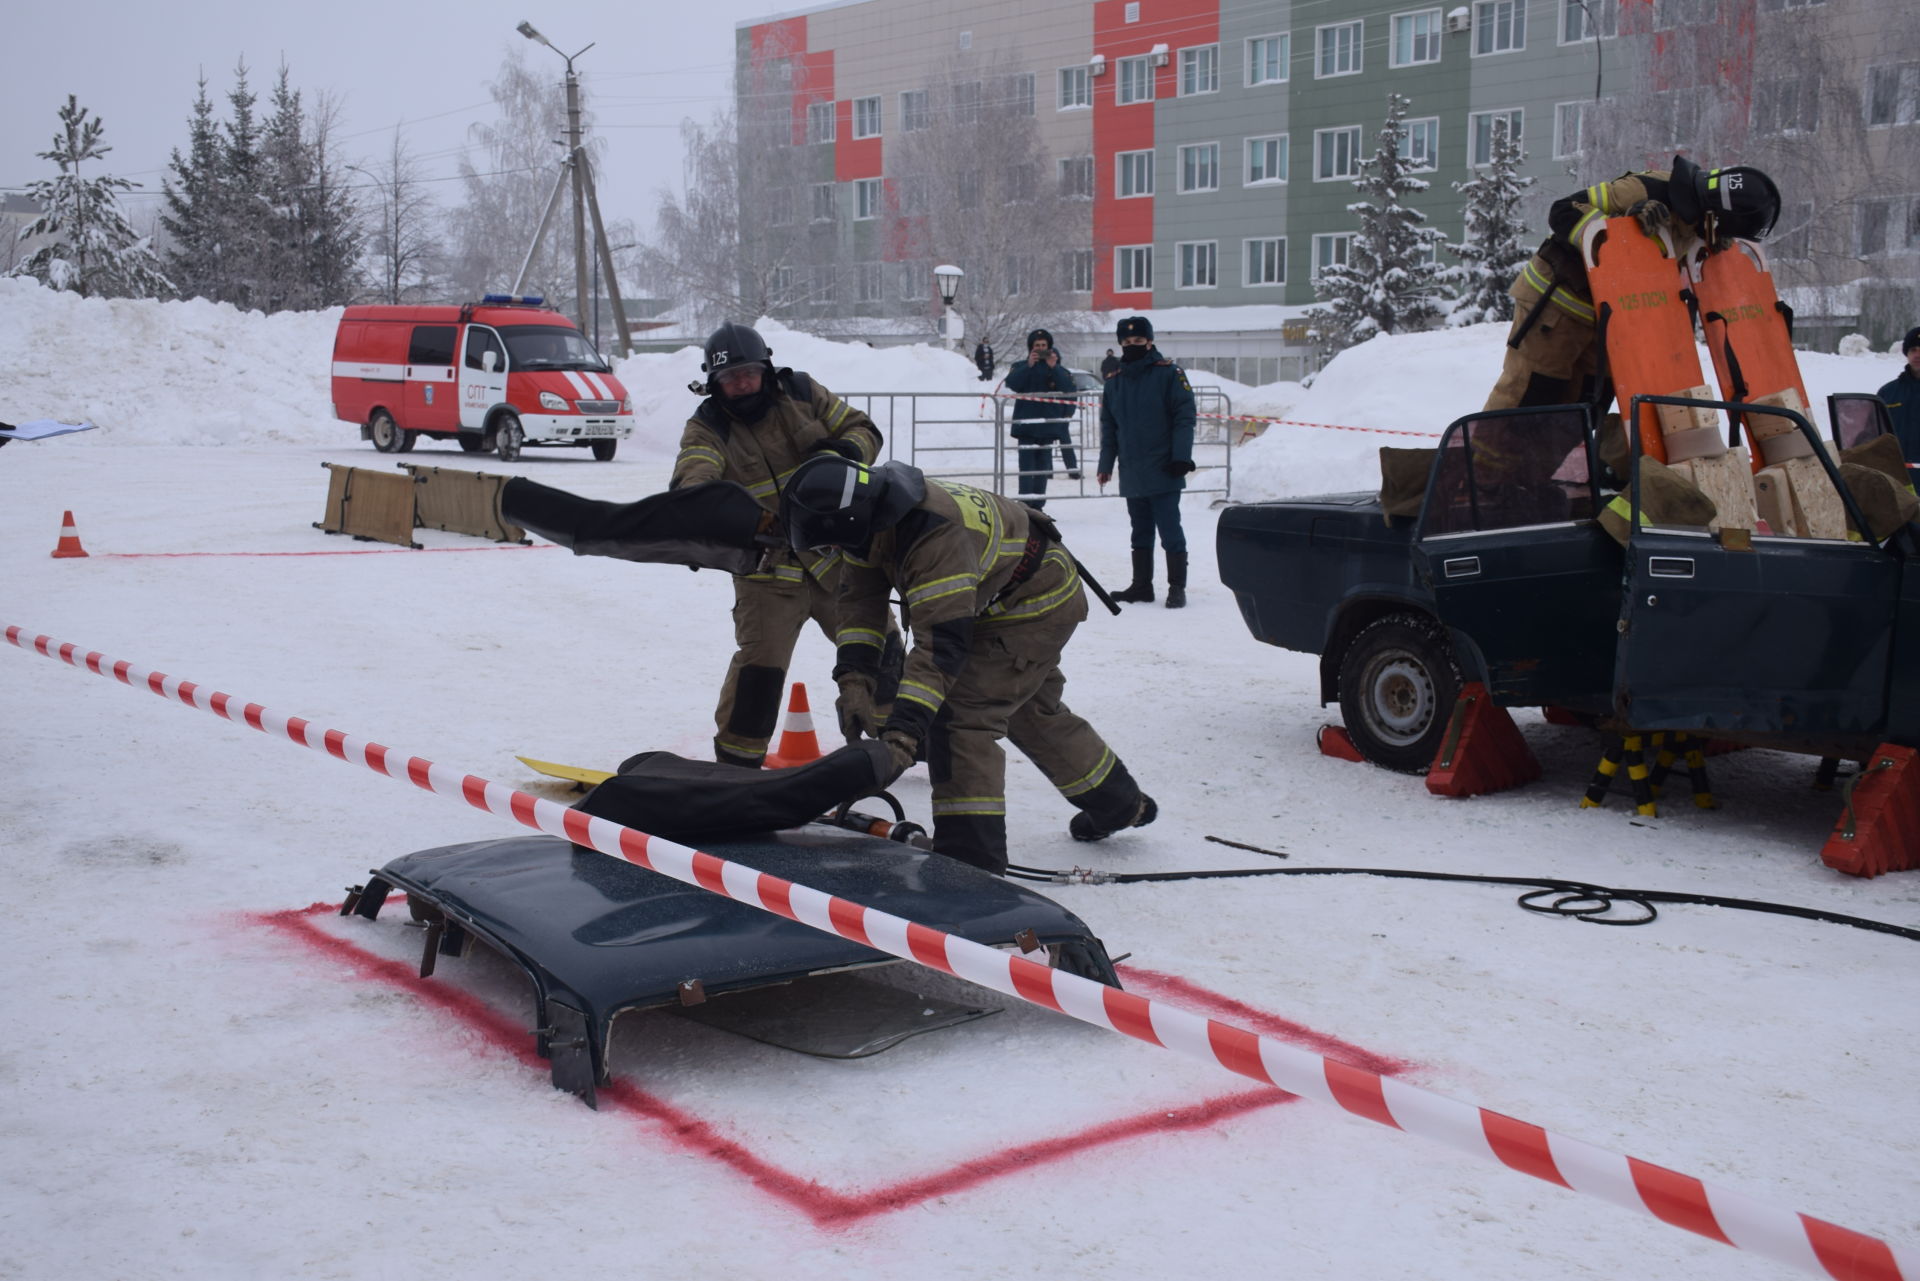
[2,281,1916,1280]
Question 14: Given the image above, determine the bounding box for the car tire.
[590,438,617,462]
[457,434,486,453]
[369,410,404,454]
[495,414,523,462]
[398,429,419,453]
[1336,613,1463,773]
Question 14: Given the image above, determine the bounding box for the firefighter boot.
[1110,547,1155,605]
[1164,551,1188,609]
[1068,762,1159,841]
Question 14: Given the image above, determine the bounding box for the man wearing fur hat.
[1098,315,1198,608]
[1002,328,1082,508]
[1877,326,1920,461]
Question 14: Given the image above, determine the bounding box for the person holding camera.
[1002,327,1081,509]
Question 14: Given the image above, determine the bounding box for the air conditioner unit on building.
[1445,7,1471,33]
[1090,53,1106,76]
[1150,42,1170,66]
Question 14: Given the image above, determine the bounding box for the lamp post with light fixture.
[934,263,964,352]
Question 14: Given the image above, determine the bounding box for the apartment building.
[737,0,1919,354]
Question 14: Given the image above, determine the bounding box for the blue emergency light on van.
[480,293,545,306]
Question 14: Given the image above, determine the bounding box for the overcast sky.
[1,0,790,243]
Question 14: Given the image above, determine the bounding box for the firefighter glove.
[879,730,917,785]
[811,437,864,462]
[834,672,880,744]
[1628,199,1672,237]
[1161,459,1197,477]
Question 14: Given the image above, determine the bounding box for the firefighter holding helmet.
[1485,154,1782,410]
[674,322,901,768]
[781,454,1157,876]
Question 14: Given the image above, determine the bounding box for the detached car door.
[1415,406,1622,712]
[1615,400,1900,742]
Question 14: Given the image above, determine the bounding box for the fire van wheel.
[369,411,405,454]
[494,414,524,462]
[1336,612,1463,774]
[590,438,618,462]
[397,429,419,453]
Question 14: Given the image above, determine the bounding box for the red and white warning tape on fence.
[4,621,1910,1281]
[987,390,1441,438]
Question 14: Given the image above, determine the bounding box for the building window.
[1180,45,1220,96]
[957,170,982,210]
[1655,87,1704,147]
[901,90,931,133]
[1248,34,1290,85]
[1005,255,1030,296]
[1867,63,1920,127]
[1059,65,1092,109]
[1553,102,1592,157]
[1117,149,1155,198]
[810,182,836,222]
[1391,10,1443,66]
[1856,195,1920,256]
[1179,143,1220,193]
[1006,73,1036,116]
[768,187,795,226]
[1405,117,1439,170]
[773,265,794,302]
[1177,241,1218,289]
[1009,164,1037,202]
[1561,0,1619,41]
[856,262,884,303]
[953,81,983,125]
[806,100,836,144]
[1771,202,1813,260]
[1246,134,1289,185]
[1473,0,1526,54]
[1469,109,1523,165]
[897,174,929,215]
[1063,248,1095,293]
[899,260,930,301]
[1245,237,1287,286]
[1312,232,1356,280]
[1117,56,1155,104]
[853,178,882,220]
[1115,244,1153,292]
[853,96,881,139]
[812,265,839,305]
[1754,76,1820,135]
[1057,155,1095,199]
[1125,1,1140,21]
[1317,21,1363,77]
[1314,126,1363,181]
[1654,0,1717,28]
[1759,0,1823,8]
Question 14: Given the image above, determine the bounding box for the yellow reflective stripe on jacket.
[677,445,725,470]
[824,398,851,429]
[983,550,1080,623]
[1056,747,1117,799]
[1604,494,1648,527]
[1521,261,1597,324]
[895,679,943,712]
[931,796,1007,817]
[836,625,886,649]
[747,562,808,584]
[906,572,980,608]
[1587,184,1616,216]
[806,548,843,582]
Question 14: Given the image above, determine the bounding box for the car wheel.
[457,434,486,453]
[369,410,404,453]
[590,438,617,462]
[495,414,523,462]
[1336,613,1463,773]
[398,429,420,453]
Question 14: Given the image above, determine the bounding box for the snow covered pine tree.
[13,95,172,299]
[1446,116,1535,327]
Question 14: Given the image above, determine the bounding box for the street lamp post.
[934,264,964,353]
[518,20,595,333]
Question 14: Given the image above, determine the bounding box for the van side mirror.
[483,350,499,373]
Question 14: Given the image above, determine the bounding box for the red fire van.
[331,295,634,461]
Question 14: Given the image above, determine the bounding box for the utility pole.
[519,21,595,332]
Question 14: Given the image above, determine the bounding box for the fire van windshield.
[498,325,611,373]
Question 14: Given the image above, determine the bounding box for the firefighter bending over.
[781,454,1156,876]
[1486,154,1781,411]
[675,322,901,768]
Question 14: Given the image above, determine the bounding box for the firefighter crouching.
[675,322,901,768]
[1485,154,1780,411]
[781,455,1157,876]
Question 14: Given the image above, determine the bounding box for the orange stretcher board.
[1685,239,1811,473]
[1580,216,1708,464]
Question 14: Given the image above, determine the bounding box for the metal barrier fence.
[839,388,1238,502]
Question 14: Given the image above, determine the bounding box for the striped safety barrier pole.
[4,622,1910,1281]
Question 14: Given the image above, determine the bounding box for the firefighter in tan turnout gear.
[780,454,1156,876]
[1485,154,1780,411]
[674,322,900,768]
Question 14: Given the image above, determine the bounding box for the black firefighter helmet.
[1669,154,1781,242]
[701,321,773,390]
[780,455,928,554]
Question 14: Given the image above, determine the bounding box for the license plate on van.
[580,421,615,437]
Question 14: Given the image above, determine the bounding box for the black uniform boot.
[1164,551,1188,609]
[1110,546,1155,604]
[1067,762,1159,841]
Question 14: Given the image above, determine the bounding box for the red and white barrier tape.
[986,389,1440,438]
[4,622,1909,1281]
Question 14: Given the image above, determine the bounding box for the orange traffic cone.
[764,683,823,769]
[51,511,89,559]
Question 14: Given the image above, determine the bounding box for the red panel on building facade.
[835,100,883,182]
[1091,0,1220,310]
